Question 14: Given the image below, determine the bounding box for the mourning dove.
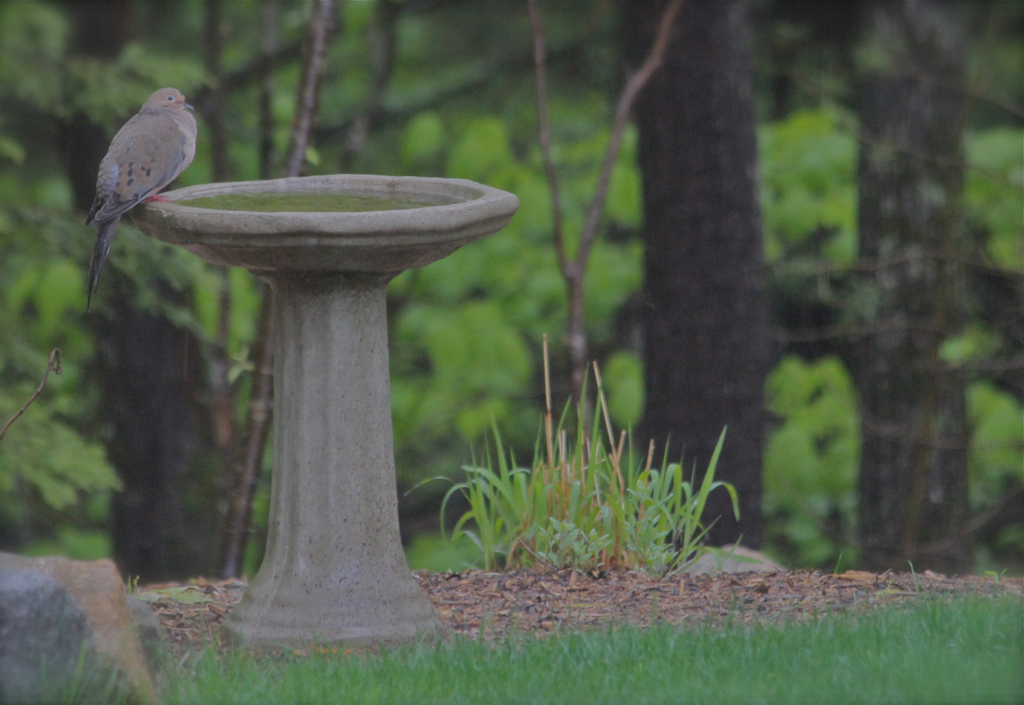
[85,87,197,309]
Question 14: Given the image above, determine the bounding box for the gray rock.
[0,570,98,704]
[0,554,156,703]
[126,595,167,680]
[686,545,786,576]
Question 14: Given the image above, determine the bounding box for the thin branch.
[0,349,62,442]
[526,0,686,403]
[526,0,567,274]
[202,0,237,502]
[529,0,686,278]
[919,484,1024,555]
[753,62,1024,123]
[948,355,1024,374]
[284,0,337,177]
[576,0,686,272]
[342,0,400,170]
[909,66,1024,121]
[192,39,305,115]
[838,108,1016,189]
[203,0,230,183]
[780,319,950,344]
[259,0,279,179]
[760,63,1021,190]
[219,289,275,578]
[902,1,1024,122]
[964,484,1024,537]
[772,250,1024,280]
[317,33,592,143]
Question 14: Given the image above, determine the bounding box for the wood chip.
[139,568,1022,657]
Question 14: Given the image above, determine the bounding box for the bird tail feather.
[87,216,120,311]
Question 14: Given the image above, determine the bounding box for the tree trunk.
[853,0,971,574]
[626,0,769,547]
[98,287,221,581]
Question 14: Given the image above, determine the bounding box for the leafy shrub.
[0,205,121,554]
[763,355,859,569]
[965,128,1023,270]
[760,107,857,265]
[441,342,738,578]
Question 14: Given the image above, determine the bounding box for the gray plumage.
[85,87,197,309]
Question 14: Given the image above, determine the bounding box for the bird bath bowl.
[134,175,518,648]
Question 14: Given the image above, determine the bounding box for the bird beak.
[184,102,194,111]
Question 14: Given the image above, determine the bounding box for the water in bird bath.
[181,190,463,213]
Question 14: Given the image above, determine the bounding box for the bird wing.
[86,112,194,225]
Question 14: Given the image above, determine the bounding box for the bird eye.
[167,95,174,101]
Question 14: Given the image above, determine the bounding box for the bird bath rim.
[132,174,519,273]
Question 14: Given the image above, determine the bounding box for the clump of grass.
[442,338,739,577]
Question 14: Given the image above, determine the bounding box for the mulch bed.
[139,568,1022,657]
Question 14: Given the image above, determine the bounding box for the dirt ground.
[138,567,1022,656]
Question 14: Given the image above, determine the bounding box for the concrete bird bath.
[133,174,518,648]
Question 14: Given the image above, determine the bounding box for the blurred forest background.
[0,0,1021,581]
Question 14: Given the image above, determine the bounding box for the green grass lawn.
[162,596,1022,705]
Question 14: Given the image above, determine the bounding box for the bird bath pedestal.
[134,175,518,648]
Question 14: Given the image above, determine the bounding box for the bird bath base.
[134,175,518,648]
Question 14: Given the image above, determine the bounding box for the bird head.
[144,88,193,112]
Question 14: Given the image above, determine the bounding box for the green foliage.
[605,127,643,227]
[65,42,207,128]
[398,300,532,441]
[760,109,1022,570]
[601,350,644,428]
[0,1,1019,577]
[965,128,1024,271]
[192,266,261,364]
[20,527,111,561]
[389,114,643,483]
[939,324,1002,365]
[404,532,482,573]
[2,2,646,561]
[0,4,68,112]
[0,204,120,550]
[0,2,210,555]
[764,355,859,568]
[760,108,857,265]
[6,258,88,352]
[0,392,120,510]
[400,112,446,168]
[446,118,513,182]
[960,325,1020,561]
[442,356,738,578]
[967,383,1024,510]
[0,4,205,127]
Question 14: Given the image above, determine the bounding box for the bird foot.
[145,194,173,203]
